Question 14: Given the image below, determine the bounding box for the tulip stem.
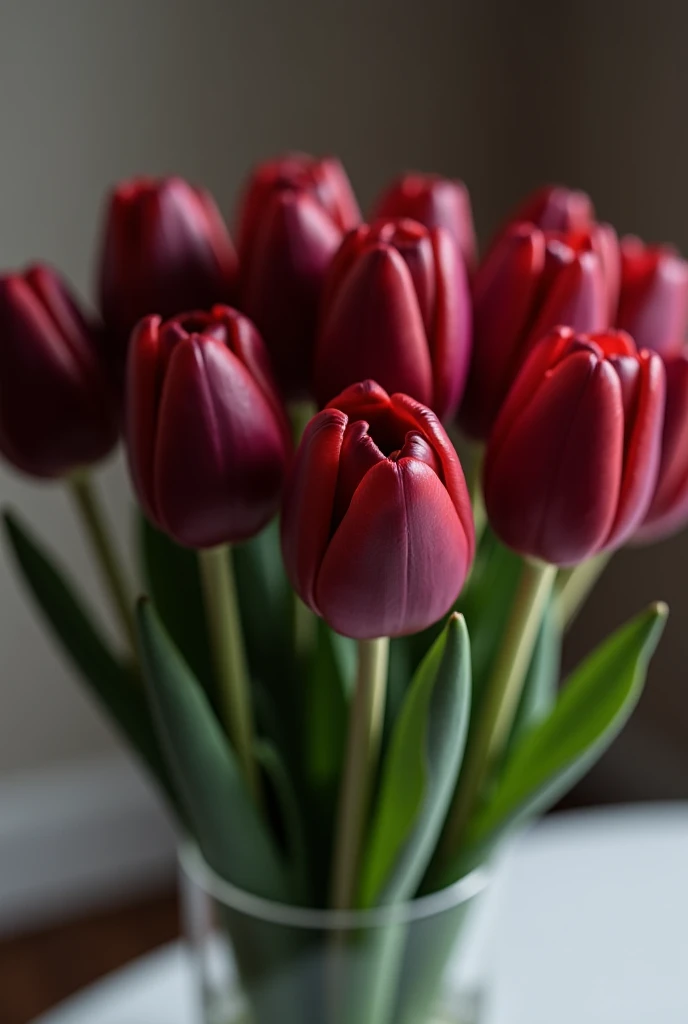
[68,471,138,659]
[556,552,612,630]
[198,545,261,806]
[331,636,390,909]
[436,559,556,871]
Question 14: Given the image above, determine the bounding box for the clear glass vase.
[179,842,491,1024]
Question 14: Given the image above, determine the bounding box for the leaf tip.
[651,600,669,621]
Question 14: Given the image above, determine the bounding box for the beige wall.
[0,0,686,795]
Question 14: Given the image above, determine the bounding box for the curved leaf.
[136,599,290,901]
[359,613,471,907]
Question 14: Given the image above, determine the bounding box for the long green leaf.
[3,510,180,817]
[136,599,290,901]
[359,613,471,907]
[464,602,668,855]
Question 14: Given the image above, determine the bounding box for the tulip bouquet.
[1,157,683,1024]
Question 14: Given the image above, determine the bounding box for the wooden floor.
[0,891,179,1024]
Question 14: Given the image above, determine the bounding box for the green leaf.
[359,613,472,907]
[3,510,180,817]
[255,740,309,903]
[136,599,290,902]
[304,618,351,791]
[139,513,215,703]
[504,598,562,758]
[465,602,668,854]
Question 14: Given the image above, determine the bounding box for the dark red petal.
[617,240,688,358]
[315,156,362,232]
[314,243,433,409]
[280,408,347,611]
[526,250,608,347]
[333,419,386,523]
[315,458,470,638]
[125,316,165,522]
[373,220,436,333]
[429,227,472,419]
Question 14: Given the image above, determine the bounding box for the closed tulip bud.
[0,264,118,478]
[281,380,475,639]
[502,184,595,235]
[616,236,688,358]
[371,172,477,271]
[126,306,290,548]
[99,177,238,374]
[460,223,614,440]
[484,327,665,566]
[635,353,688,542]
[236,153,360,398]
[315,219,471,420]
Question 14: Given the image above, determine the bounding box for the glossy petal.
[527,250,608,347]
[315,458,469,638]
[429,227,472,418]
[504,185,595,234]
[617,238,688,357]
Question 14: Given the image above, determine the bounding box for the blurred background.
[1,0,686,1020]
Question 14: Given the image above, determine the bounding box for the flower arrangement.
[1,157,683,1024]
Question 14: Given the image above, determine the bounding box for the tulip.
[371,172,476,270]
[281,380,475,639]
[99,177,238,374]
[501,184,595,235]
[0,264,118,478]
[315,219,471,420]
[616,236,688,358]
[126,306,290,548]
[635,352,688,541]
[483,327,665,566]
[236,153,360,398]
[459,223,614,440]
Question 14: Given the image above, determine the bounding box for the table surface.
[33,804,688,1024]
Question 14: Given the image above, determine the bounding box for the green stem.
[68,471,138,658]
[556,552,612,630]
[198,545,261,805]
[437,559,556,868]
[289,400,319,662]
[331,636,390,910]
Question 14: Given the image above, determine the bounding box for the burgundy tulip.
[635,352,688,542]
[315,219,471,420]
[126,306,290,548]
[484,327,665,566]
[281,380,475,639]
[236,153,361,398]
[459,223,614,440]
[99,177,238,374]
[371,172,477,271]
[500,184,595,235]
[616,236,688,358]
[0,264,118,478]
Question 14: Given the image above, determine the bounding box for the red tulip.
[126,306,290,548]
[483,327,665,566]
[99,177,238,374]
[281,380,475,639]
[459,223,613,440]
[500,184,595,235]
[0,265,118,478]
[315,219,471,420]
[616,236,688,358]
[371,172,477,271]
[236,153,360,398]
[635,352,688,542]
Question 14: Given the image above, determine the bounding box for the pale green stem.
[289,399,318,660]
[556,552,612,630]
[331,637,390,910]
[198,545,261,805]
[437,559,556,868]
[68,471,138,658]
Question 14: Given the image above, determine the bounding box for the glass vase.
[179,842,491,1024]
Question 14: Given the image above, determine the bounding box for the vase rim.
[178,840,489,931]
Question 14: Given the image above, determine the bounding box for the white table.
[33,805,688,1024]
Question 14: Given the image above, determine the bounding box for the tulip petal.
[617,241,688,357]
[333,420,386,525]
[527,250,608,348]
[153,338,286,547]
[280,408,347,610]
[429,227,472,419]
[315,458,469,639]
[315,243,434,408]
[125,316,166,521]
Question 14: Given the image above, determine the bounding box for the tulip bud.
[371,172,477,271]
[616,236,688,358]
[484,327,665,566]
[236,153,361,398]
[98,177,238,374]
[635,353,688,542]
[501,184,595,235]
[281,380,475,639]
[126,306,290,548]
[315,219,472,420]
[0,265,118,478]
[459,223,613,440]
